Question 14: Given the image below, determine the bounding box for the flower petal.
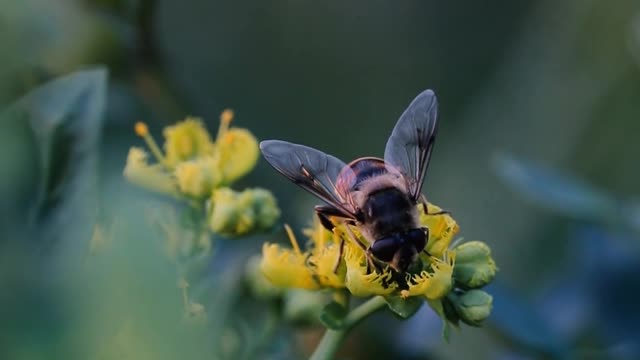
[260,243,319,290]
[309,243,345,288]
[343,243,397,296]
[420,203,459,258]
[163,117,214,167]
[123,147,177,195]
[406,252,455,299]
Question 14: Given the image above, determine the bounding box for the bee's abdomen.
[343,157,388,190]
[362,187,415,236]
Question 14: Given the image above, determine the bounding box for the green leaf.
[494,153,617,221]
[384,295,423,319]
[441,296,460,325]
[319,301,348,330]
[0,68,108,244]
[427,298,457,343]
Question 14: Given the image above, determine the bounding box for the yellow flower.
[343,243,397,296]
[258,201,495,311]
[261,244,318,289]
[260,225,319,290]
[245,255,283,299]
[123,147,177,195]
[403,252,455,300]
[174,157,220,198]
[210,109,260,184]
[303,217,331,249]
[163,117,214,167]
[420,203,459,258]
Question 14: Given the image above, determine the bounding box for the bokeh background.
[2,0,640,359]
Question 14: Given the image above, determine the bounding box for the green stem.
[309,296,387,360]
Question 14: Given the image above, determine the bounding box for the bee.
[260,89,442,273]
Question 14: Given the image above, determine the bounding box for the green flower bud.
[249,188,281,230]
[214,128,259,184]
[208,188,280,236]
[453,241,497,288]
[163,117,214,167]
[208,188,251,235]
[449,289,493,327]
[123,147,178,196]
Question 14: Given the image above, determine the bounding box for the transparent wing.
[260,140,356,218]
[383,89,438,200]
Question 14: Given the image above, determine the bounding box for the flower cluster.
[124,110,280,237]
[259,202,497,331]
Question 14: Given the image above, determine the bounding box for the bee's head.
[370,228,427,273]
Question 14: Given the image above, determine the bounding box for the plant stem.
[309,296,387,360]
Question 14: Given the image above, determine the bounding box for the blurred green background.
[2,0,640,359]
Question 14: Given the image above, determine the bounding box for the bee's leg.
[332,237,345,273]
[342,224,377,273]
[419,194,451,216]
[315,205,341,231]
[365,248,382,274]
[342,223,367,251]
[420,226,432,257]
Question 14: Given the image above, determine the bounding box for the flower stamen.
[135,121,167,167]
[216,109,234,143]
[284,224,302,255]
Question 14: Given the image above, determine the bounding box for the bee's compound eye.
[405,228,426,252]
[370,237,400,262]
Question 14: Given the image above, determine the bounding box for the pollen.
[135,121,149,137]
[224,132,235,144]
[220,109,234,125]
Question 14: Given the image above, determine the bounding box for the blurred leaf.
[283,289,331,326]
[319,301,348,330]
[494,154,617,221]
[1,68,107,243]
[384,295,423,320]
[426,298,455,342]
[487,284,570,359]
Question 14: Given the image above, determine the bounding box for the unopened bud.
[453,241,497,289]
[449,289,493,326]
[208,188,280,236]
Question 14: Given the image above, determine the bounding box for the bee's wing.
[260,140,357,219]
[383,89,438,201]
